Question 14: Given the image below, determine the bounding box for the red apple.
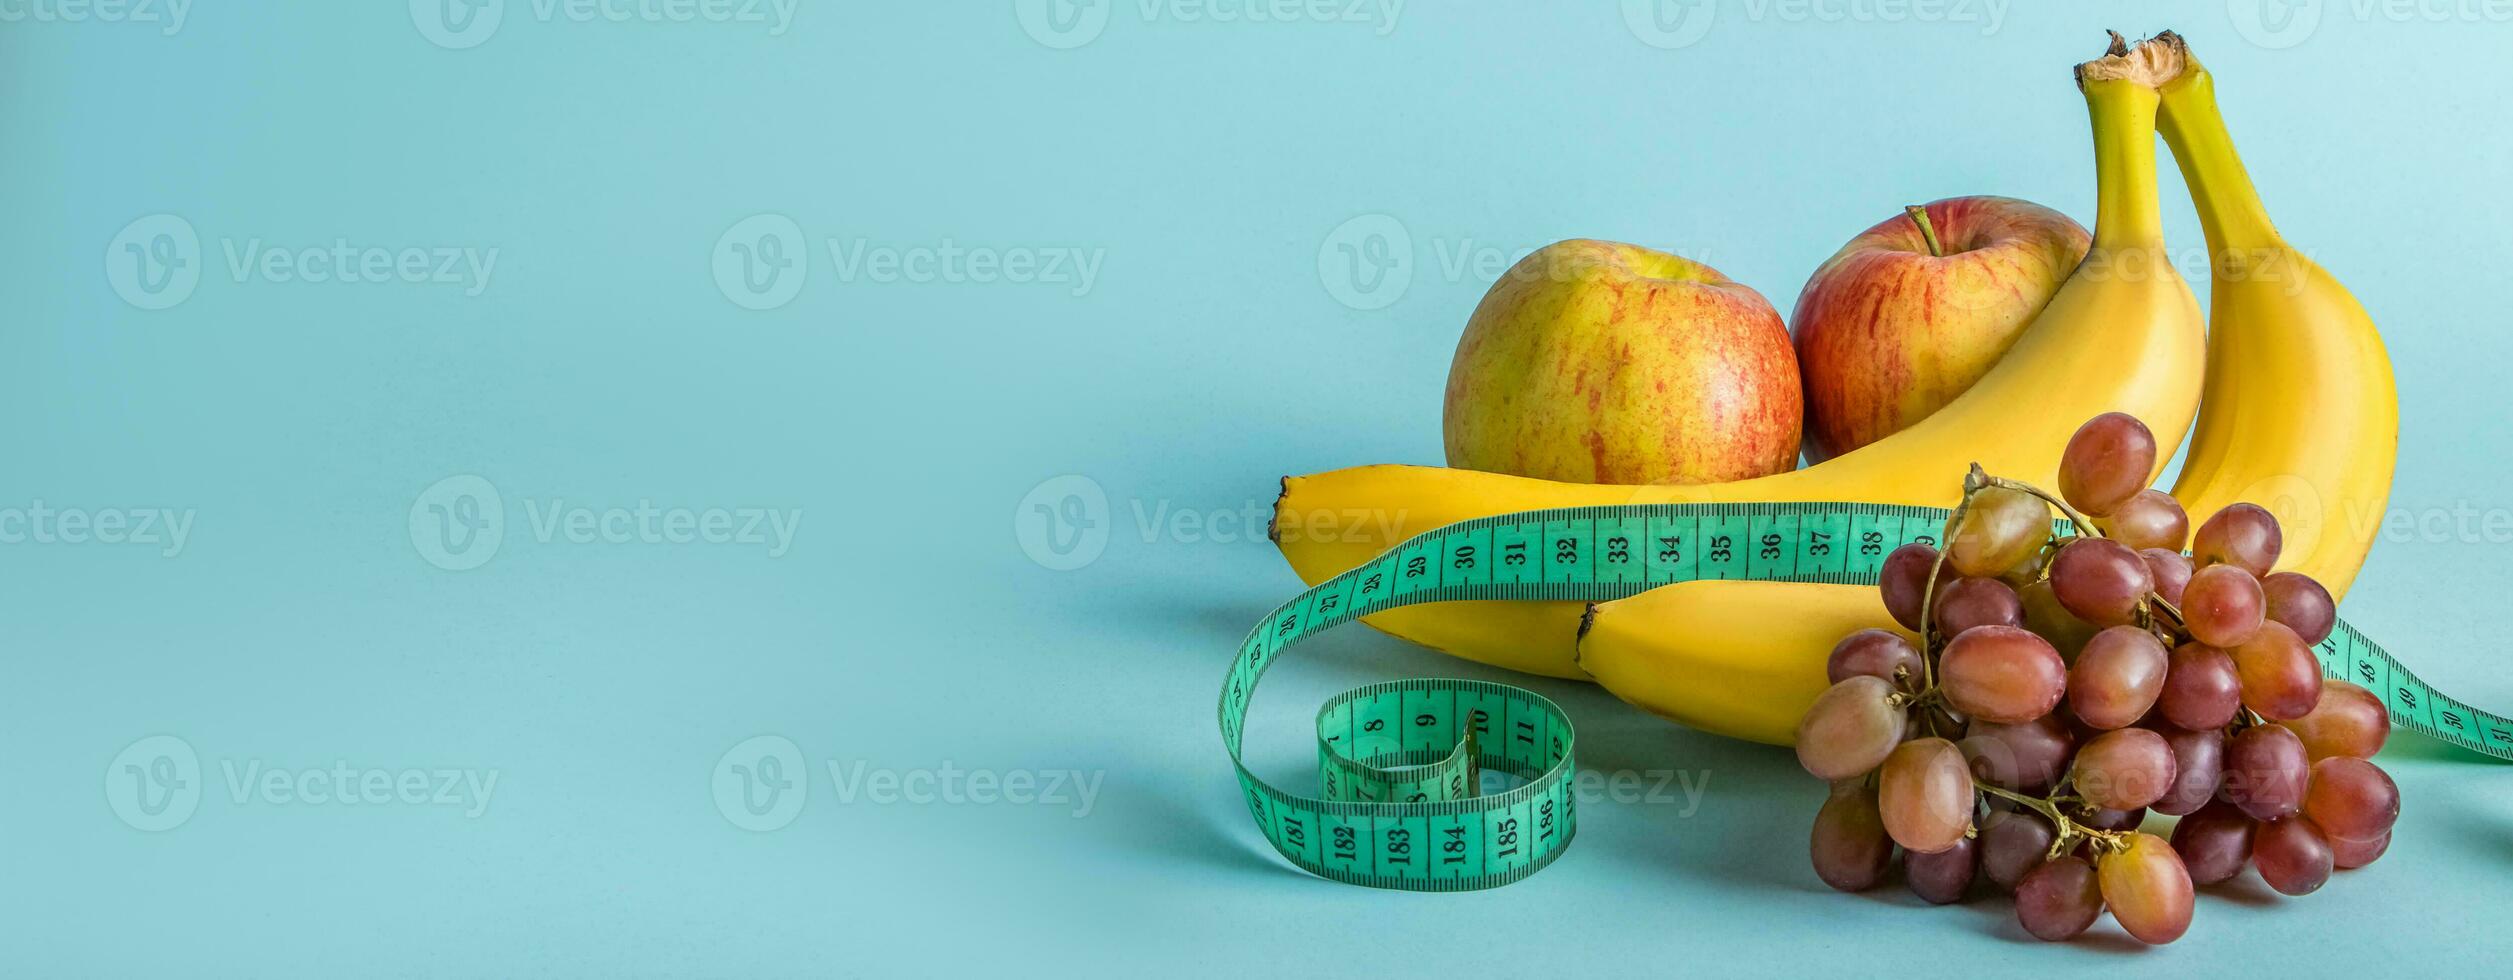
[1444,239,1800,485]
[1791,196,2091,463]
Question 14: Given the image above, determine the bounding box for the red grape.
[2221,723,2311,820]
[1939,625,2068,724]
[2015,857,2104,941]
[2152,726,2224,816]
[2098,832,2193,945]
[2069,626,2168,729]
[1934,577,2024,637]
[1811,781,1895,892]
[1907,834,1977,904]
[1880,737,1976,854]
[2287,679,2389,760]
[2074,727,2176,811]
[2168,800,2255,885]
[2051,537,2154,626]
[2252,816,2334,896]
[2141,548,2193,606]
[2232,622,2323,721]
[1949,486,2053,579]
[2060,413,2158,518]
[2262,571,2337,646]
[1960,714,2076,794]
[2194,503,2283,577]
[1795,675,1909,780]
[2180,563,2266,648]
[1827,628,1923,685]
[2302,757,2400,843]
[1979,810,2057,890]
[1880,543,1940,631]
[2159,642,2242,731]
[2332,830,2390,870]
[2100,489,2190,553]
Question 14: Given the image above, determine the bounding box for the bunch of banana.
[2149,32,2398,602]
[1271,33,2401,747]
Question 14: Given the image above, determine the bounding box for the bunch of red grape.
[1800,413,2400,945]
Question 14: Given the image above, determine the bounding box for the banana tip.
[2075,30,2189,90]
[1266,476,1289,543]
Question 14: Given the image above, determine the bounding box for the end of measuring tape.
[1225,502,2513,891]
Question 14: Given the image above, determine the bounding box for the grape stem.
[1918,491,1969,678]
[1978,467,2105,541]
[1976,783,2130,859]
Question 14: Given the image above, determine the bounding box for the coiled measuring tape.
[1222,501,2512,891]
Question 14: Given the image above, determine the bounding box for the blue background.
[5,2,2508,974]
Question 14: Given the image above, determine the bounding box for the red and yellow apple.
[1791,196,2091,464]
[1443,239,1801,485]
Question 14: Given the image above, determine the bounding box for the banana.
[1274,43,2207,700]
[2150,34,2398,602]
[1575,582,1909,746]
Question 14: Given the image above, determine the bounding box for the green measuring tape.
[1222,501,2512,891]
